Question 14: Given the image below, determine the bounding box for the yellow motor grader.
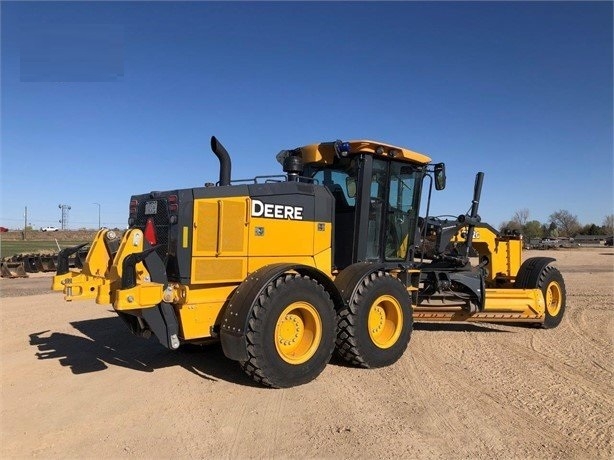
[52,137,565,387]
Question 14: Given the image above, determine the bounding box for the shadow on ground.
[29,315,513,383]
[29,316,259,387]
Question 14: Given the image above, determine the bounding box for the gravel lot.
[1,248,612,458]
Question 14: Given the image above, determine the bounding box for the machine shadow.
[28,315,260,387]
[29,315,512,381]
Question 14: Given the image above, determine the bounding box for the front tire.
[336,271,413,368]
[539,266,566,328]
[516,259,566,328]
[240,274,336,388]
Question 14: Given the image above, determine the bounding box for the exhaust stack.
[210,136,232,186]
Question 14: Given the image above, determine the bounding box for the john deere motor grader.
[52,137,565,387]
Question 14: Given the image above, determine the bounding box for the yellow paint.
[182,226,189,248]
[453,226,523,284]
[176,284,237,306]
[274,301,322,364]
[246,256,316,273]
[172,284,245,339]
[545,281,562,316]
[98,229,152,307]
[413,287,545,322]
[53,189,337,344]
[249,217,315,256]
[368,295,403,349]
[193,197,249,257]
[483,288,544,315]
[106,229,146,282]
[171,195,333,340]
[299,139,431,166]
[62,274,108,301]
[191,256,247,284]
[51,228,113,301]
[312,248,333,277]
[114,283,165,311]
[177,302,225,340]
[51,272,74,292]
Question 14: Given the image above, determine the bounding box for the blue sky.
[1,1,612,230]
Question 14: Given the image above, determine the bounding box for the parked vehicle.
[41,226,59,232]
[541,238,559,249]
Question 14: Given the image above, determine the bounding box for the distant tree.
[603,214,614,235]
[541,224,549,237]
[523,220,543,240]
[500,220,522,233]
[540,222,558,238]
[549,210,580,237]
[511,208,530,227]
[580,223,604,235]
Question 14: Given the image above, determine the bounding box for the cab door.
[357,157,422,263]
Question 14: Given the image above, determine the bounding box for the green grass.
[0,240,90,258]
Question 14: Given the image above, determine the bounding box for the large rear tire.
[240,274,336,388]
[336,271,412,368]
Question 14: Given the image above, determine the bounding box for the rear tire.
[240,274,336,388]
[336,271,412,368]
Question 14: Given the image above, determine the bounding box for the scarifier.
[52,136,566,387]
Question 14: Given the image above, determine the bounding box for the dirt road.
[1,248,612,458]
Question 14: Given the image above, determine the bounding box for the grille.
[135,198,170,261]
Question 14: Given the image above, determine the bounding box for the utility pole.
[94,203,101,229]
[23,206,27,240]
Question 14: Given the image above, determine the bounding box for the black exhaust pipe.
[210,136,232,186]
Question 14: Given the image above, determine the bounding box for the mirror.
[346,177,357,198]
[434,163,446,190]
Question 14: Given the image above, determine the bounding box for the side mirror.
[434,163,446,190]
[346,177,357,198]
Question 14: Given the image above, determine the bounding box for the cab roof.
[296,139,431,166]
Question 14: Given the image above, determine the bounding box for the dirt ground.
[1,248,612,458]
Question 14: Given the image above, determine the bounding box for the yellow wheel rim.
[368,295,403,349]
[275,302,322,365]
[545,281,562,317]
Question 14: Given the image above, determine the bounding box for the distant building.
[573,235,607,246]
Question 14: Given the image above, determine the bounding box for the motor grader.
[52,137,566,387]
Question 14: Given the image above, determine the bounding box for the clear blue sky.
[1,1,612,230]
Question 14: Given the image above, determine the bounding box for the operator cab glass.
[304,158,358,270]
[304,156,423,269]
[366,159,422,262]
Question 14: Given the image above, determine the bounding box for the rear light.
[144,217,157,245]
[129,199,138,214]
[168,195,178,212]
[128,199,139,227]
